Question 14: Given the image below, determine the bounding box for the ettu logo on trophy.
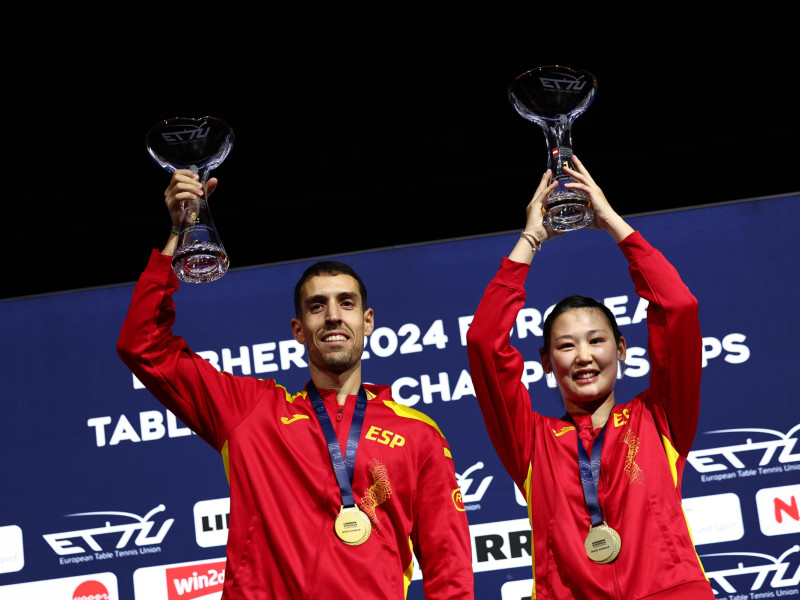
[509,65,597,231]
[146,116,234,283]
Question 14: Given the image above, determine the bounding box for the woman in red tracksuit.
[466,157,715,599]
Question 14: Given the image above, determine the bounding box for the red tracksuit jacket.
[466,232,714,599]
[117,250,474,599]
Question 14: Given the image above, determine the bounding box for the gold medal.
[584,522,621,564]
[334,506,372,546]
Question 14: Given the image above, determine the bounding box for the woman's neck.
[565,396,616,429]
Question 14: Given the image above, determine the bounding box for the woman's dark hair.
[541,295,622,352]
[293,261,368,317]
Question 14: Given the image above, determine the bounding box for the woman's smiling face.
[541,307,625,408]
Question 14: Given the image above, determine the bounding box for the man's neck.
[310,367,363,405]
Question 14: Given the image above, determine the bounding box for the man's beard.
[320,350,356,372]
[313,326,362,373]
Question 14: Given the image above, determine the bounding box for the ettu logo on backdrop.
[702,545,800,595]
[43,504,174,557]
[687,424,800,478]
[456,462,493,507]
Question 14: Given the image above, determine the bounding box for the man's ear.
[363,308,374,336]
[540,348,552,374]
[291,318,305,344]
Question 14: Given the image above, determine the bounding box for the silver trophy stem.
[540,116,594,231]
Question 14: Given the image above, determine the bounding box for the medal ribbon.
[565,413,607,527]
[307,381,368,507]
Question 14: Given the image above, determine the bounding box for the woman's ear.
[540,347,552,374]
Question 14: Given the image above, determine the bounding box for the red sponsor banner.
[165,561,226,600]
[73,580,111,600]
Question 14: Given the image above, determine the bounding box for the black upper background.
[5,22,798,301]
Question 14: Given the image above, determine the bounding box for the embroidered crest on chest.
[620,427,643,485]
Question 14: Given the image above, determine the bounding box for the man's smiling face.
[291,273,374,376]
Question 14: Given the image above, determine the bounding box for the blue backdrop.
[2,194,799,599]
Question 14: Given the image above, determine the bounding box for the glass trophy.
[145,116,234,283]
[509,65,598,231]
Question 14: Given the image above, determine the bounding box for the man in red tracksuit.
[117,169,474,599]
[466,158,714,599]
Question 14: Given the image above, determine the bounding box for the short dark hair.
[293,261,368,317]
[541,295,622,352]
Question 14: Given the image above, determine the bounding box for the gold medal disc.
[334,506,372,546]
[584,522,621,564]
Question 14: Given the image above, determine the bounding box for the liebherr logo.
[194,498,229,548]
[43,505,174,557]
[687,424,800,479]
